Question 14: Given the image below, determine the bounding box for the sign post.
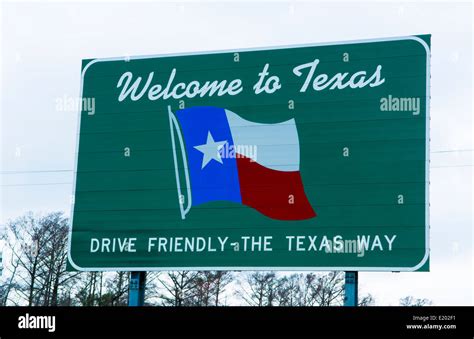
[69,35,430,274]
[344,271,358,306]
[128,271,146,306]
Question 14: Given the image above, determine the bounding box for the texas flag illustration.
[168,106,316,221]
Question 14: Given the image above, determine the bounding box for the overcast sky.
[0,0,472,306]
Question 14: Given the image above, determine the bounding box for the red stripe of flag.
[236,155,316,221]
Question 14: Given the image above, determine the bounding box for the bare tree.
[189,271,233,306]
[110,272,129,305]
[37,216,79,306]
[358,293,375,306]
[3,212,77,306]
[237,272,279,306]
[74,272,129,306]
[299,273,320,306]
[275,273,344,306]
[75,272,101,306]
[157,271,200,306]
[0,251,20,306]
[276,273,319,306]
[239,272,344,307]
[143,272,161,305]
[101,272,129,306]
[213,271,233,306]
[276,274,302,306]
[312,272,345,306]
[400,296,433,306]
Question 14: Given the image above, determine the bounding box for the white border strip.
[68,35,430,272]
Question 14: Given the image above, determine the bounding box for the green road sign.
[69,35,430,271]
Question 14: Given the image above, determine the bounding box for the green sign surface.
[69,36,430,271]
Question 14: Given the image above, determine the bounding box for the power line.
[0,182,72,187]
[0,169,72,174]
[431,149,473,153]
[430,164,473,168]
[0,149,471,176]
[1,164,472,187]
[0,164,472,177]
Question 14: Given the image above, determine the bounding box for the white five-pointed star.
[194,131,227,169]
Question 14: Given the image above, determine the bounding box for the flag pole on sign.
[168,106,192,220]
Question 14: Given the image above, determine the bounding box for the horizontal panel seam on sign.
[80,100,429,118]
[73,185,427,193]
[74,140,428,154]
[76,138,428,150]
[77,120,426,136]
[74,161,428,173]
[74,184,427,193]
[73,202,427,211]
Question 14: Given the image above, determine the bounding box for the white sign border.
[68,35,430,272]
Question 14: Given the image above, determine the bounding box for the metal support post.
[344,271,358,306]
[129,271,146,306]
